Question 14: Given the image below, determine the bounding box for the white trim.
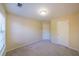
[68,46,79,52]
[6,39,41,52]
[0,45,6,56]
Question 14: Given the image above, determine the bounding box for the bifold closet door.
[57,20,69,47]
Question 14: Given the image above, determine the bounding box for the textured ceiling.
[5,3,79,20]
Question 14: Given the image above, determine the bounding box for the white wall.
[6,13,42,52]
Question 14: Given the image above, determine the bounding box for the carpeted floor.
[6,40,79,56]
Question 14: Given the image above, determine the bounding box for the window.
[0,12,5,55]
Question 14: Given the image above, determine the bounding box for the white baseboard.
[51,41,79,52]
[68,46,79,52]
[6,39,41,52]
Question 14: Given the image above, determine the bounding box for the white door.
[0,12,6,56]
[57,20,69,47]
[42,22,50,40]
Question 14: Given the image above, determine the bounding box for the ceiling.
[5,3,79,20]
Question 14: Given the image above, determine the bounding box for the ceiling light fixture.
[39,8,48,16]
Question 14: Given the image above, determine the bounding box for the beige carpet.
[6,40,79,56]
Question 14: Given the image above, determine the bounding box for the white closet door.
[57,20,69,47]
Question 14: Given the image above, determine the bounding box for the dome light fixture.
[39,8,48,16]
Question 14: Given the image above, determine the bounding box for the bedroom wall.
[50,13,79,52]
[50,19,57,43]
[69,14,79,52]
[6,13,42,52]
[0,4,6,16]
